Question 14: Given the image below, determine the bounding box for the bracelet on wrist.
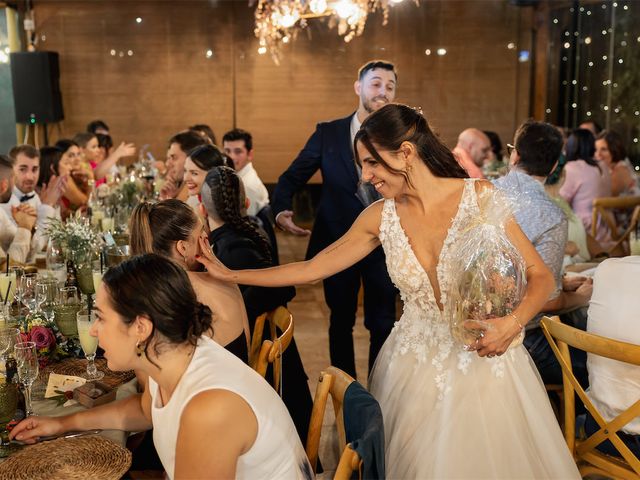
[509,313,524,330]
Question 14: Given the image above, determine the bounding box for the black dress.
[209,224,313,445]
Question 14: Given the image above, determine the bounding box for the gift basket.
[447,187,527,349]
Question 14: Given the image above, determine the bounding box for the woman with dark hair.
[129,199,249,362]
[74,131,135,183]
[560,128,611,243]
[595,130,639,197]
[183,144,232,212]
[10,254,311,479]
[39,143,88,218]
[200,166,314,446]
[197,103,580,478]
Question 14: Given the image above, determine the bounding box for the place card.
[45,373,87,407]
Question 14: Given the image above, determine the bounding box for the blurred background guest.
[189,123,217,146]
[160,130,207,202]
[595,130,640,197]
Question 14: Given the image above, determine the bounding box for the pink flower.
[19,332,29,344]
[29,326,56,350]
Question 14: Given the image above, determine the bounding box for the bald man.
[453,128,492,178]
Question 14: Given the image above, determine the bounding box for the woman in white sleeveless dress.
[197,103,580,479]
[10,254,312,480]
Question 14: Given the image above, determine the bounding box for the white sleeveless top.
[149,336,313,479]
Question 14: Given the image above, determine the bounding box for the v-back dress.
[369,179,580,479]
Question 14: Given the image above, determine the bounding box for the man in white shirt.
[585,256,640,457]
[222,129,269,217]
[1,145,65,260]
[0,154,36,263]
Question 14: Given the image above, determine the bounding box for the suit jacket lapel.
[337,113,359,186]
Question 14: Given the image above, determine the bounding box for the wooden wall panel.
[33,0,533,183]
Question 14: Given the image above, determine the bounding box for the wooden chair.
[540,315,640,479]
[306,366,363,479]
[591,196,640,254]
[250,306,293,393]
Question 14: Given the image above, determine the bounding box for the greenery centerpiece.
[45,215,103,295]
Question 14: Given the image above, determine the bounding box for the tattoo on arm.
[324,239,350,255]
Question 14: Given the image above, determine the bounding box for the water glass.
[0,272,16,307]
[76,311,104,381]
[0,328,21,360]
[53,287,81,337]
[14,342,38,417]
[36,280,58,322]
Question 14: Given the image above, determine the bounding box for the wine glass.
[36,280,58,322]
[46,240,67,286]
[76,311,104,381]
[20,273,39,316]
[92,260,103,294]
[14,341,38,417]
[0,328,21,361]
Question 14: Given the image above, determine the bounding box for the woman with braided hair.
[201,166,314,447]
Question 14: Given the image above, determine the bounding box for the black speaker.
[10,51,64,124]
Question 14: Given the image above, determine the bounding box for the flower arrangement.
[45,215,102,266]
[18,313,82,368]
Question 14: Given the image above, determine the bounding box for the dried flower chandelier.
[254,0,419,63]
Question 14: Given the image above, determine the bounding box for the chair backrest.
[250,306,294,393]
[540,315,640,479]
[306,367,362,477]
[591,196,640,251]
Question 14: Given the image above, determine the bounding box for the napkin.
[45,373,87,407]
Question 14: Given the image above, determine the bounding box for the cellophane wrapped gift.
[447,188,527,349]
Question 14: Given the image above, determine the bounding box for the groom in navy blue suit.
[272,60,399,378]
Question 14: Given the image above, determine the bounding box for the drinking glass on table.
[14,341,38,417]
[0,328,21,360]
[53,287,81,337]
[0,270,16,308]
[92,260,103,294]
[36,280,58,322]
[46,240,67,286]
[77,311,104,381]
[20,273,38,315]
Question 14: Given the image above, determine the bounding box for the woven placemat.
[0,435,131,480]
[39,358,136,390]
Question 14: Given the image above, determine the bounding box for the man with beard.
[1,145,65,261]
[272,60,399,377]
[0,154,37,263]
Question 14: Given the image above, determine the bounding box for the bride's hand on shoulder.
[470,315,522,358]
[195,237,234,282]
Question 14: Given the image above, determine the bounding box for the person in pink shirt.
[452,128,491,178]
[559,128,611,243]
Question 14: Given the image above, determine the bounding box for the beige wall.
[33,0,533,183]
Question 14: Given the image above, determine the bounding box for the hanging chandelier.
[254,0,419,64]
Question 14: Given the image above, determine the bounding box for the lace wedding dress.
[369,179,580,479]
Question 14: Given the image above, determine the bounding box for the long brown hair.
[354,103,468,183]
[129,199,197,257]
[201,166,272,262]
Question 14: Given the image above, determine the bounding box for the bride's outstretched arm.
[196,203,383,288]
[475,217,555,357]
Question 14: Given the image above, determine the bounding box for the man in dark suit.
[272,60,399,377]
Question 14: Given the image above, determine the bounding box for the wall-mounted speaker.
[10,51,64,124]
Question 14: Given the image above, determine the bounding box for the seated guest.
[595,130,640,197]
[160,130,207,202]
[585,256,640,458]
[200,166,313,445]
[87,119,109,136]
[453,128,491,179]
[129,199,249,363]
[189,123,217,146]
[222,128,270,217]
[10,254,312,479]
[55,139,91,210]
[183,144,230,212]
[38,146,88,220]
[96,133,113,167]
[579,120,602,138]
[494,120,591,386]
[1,145,65,259]
[560,129,611,244]
[74,131,135,183]
[545,163,606,265]
[0,154,36,263]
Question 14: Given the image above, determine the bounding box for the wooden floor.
[276,229,370,470]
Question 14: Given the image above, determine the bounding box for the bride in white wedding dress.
[197,103,580,479]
